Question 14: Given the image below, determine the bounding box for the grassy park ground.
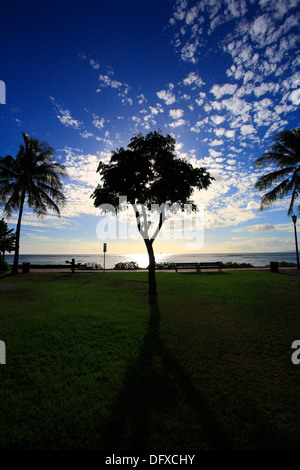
[0,269,299,450]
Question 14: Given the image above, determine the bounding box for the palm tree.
[0,133,67,274]
[254,128,300,215]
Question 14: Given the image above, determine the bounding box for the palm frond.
[255,167,295,191]
[1,133,67,219]
[259,178,294,211]
[254,128,300,215]
[255,128,300,169]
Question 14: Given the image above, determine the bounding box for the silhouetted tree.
[91,130,214,295]
[0,133,67,274]
[0,218,16,262]
[255,128,300,215]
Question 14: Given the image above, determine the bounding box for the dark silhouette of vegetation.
[91,130,214,295]
[255,128,300,216]
[0,218,16,262]
[220,261,254,268]
[113,261,140,270]
[155,261,177,270]
[0,133,67,274]
[0,259,10,272]
[278,261,297,267]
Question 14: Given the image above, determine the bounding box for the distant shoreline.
[4,251,297,270]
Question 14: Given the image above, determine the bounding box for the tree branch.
[132,203,148,240]
[151,204,167,243]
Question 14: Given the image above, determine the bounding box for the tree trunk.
[12,193,25,275]
[132,203,157,296]
[145,239,157,296]
[3,232,6,261]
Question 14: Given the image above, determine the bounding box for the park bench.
[197,262,222,272]
[175,262,222,272]
[175,263,199,272]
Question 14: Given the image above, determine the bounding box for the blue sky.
[0,0,300,256]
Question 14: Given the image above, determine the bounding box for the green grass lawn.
[0,270,299,450]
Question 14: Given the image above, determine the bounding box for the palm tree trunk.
[12,192,25,275]
[145,239,157,296]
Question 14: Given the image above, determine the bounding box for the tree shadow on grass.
[100,294,231,450]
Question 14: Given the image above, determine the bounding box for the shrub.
[0,260,11,272]
[155,262,177,270]
[113,261,140,270]
[220,261,254,268]
[79,262,102,270]
[278,261,297,267]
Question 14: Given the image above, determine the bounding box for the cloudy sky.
[0,0,299,255]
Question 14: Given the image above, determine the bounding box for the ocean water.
[4,252,297,269]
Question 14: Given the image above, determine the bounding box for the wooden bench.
[175,262,222,272]
[198,262,222,272]
[175,263,199,272]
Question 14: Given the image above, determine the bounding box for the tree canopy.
[255,128,300,216]
[91,130,214,294]
[0,132,67,273]
[0,218,16,261]
[93,131,213,211]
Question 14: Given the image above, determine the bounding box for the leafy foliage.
[155,262,177,270]
[220,261,254,268]
[91,130,214,294]
[255,128,300,215]
[0,259,11,272]
[0,133,67,218]
[0,218,16,259]
[91,130,214,211]
[113,261,140,270]
[0,133,67,273]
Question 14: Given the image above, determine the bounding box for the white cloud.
[210,83,238,99]
[92,115,105,129]
[150,106,159,115]
[289,88,300,105]
[181,41,198,63]
[209,139,224,146]
[211,115,225,125]
[214,127,225,136]
[169,108,184,119]
[233,223,293,233]
[183,71,205,87]
[225,129,235,138]
[89,59,100,70]
[240,124,256,135]
[80,130,94,139]
[185,6,199,25]
[250,14,271,41]
[168,118,186,128]
[157,89,176,105]
[253,82,279,97]
[221,96,252,117]
[195,98,204,106]
[98,74,122,89]
[137,94,147,104]
[50,97,82,129]
[189,117,208,133]
[209,149,222,158]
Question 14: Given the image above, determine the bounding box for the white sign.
[0,340,6,364]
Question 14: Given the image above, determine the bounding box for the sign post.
[103,243,107,273]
